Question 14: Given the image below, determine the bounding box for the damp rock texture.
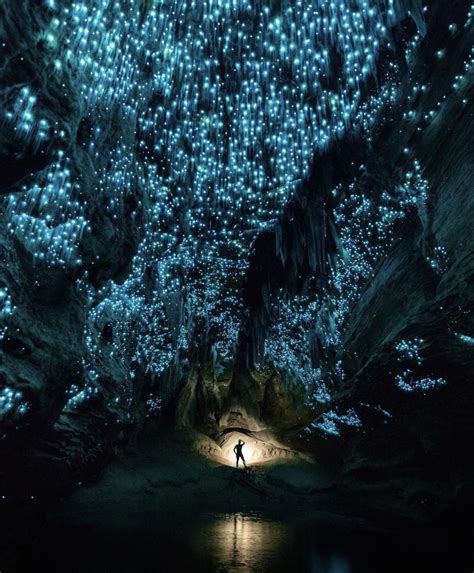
[0,0,472,522]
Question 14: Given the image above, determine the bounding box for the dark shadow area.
[1,430,473,572]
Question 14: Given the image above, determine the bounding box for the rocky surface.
[318,0,474,518]
[0,0,148,500]
[201,0,474,521]
[0,0,472,533]
[2,429,471,572]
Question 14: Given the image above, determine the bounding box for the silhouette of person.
[233,439,246,468]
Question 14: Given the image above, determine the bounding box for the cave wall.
[0,0,150,499]
[0,0,472,517]
[333,2,474,516]
[258,0,474,519]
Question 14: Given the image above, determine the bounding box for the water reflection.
[9,505,466,572]
[191,513,352,573]
[309,552,353,573]
[193,513,286,571]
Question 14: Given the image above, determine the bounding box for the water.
[188,513,352,573]
[5,509,472,572]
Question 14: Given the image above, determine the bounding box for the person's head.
[238,439,243,444]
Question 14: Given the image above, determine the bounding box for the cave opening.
[1,0,474,571]
[206,426,306,467]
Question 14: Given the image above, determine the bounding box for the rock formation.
[0,0,472,524]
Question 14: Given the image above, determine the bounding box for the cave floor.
[2,430,472,572]
[51,429,345,523]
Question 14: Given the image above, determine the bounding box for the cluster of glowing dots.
[0,0,414,410]
[394,337,448,394]
[261,156,431,415]
[0,387,29,418]
[4,0,401,268]
[4,86,49,150]
[396,372,447,393]
[308,408,362,437]
[395,337,425,365]
[0,289,15,341]
[6,151,87,267]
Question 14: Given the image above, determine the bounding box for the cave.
[0,0,473,571]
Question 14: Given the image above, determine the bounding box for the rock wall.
[0,0,472,521]
[263,0,474,520]
[0,0,148,500]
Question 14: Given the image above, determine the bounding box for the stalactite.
[1,0,460,415]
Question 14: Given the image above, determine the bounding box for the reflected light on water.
[191,513,353,573]
[192,513,287,572]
